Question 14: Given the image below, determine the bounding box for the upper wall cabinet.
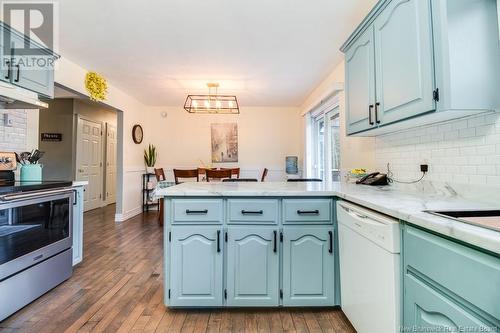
[341,0,500,136]
[0,22,58,98]
[345,27,376,134]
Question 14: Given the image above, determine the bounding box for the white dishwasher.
[337,201,401,333]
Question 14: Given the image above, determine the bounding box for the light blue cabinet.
[169,226,223,307]
[345,26,376,134]
[226,226,279,306]
[403,225,500,330]
[341,0,500,136]
[405,274,493,330]
[282,226,335,306]
[373,0,435,125]
[72,186,84,266]
[164,198,337,308]
[0,23,57,97]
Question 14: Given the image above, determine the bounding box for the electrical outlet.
[420,164,429,173]
[3,114,13,127]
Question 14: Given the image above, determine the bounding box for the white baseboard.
[115,206,142,222]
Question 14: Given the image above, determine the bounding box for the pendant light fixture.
[184,83,239,114]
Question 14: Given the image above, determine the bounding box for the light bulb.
[228,101,234,108]
[215,100,222,109]
[192,100,198,108]
[204,100,210,108]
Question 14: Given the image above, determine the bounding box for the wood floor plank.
[0,206,355,333]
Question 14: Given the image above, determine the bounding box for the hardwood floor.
[0,205,356,333]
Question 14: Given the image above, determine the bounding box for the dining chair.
[287,178,323,182]
[153,168,166,226]
[261,168,269,182]
[205,169,232,182]
[222,178,258,182]
[220,167,240,178]
[173,169,199,184]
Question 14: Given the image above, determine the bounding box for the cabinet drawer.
[404,273,494,329]
[228,199,278,224]
[172,199,223,223]
[404,225,500,320]
[283,199,332,224]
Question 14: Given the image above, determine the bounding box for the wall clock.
[132,124,143,144]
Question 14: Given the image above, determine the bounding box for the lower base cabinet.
[282,226,335,306]
[169,226,223,307]
[72,186,84,266]
[226,227,279,306]
[165,198,337,308]
[404,274,492,330]
[403,225,500,330]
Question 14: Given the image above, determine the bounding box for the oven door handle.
[0,187,74,202]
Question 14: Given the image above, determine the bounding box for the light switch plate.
[3,113,13,127]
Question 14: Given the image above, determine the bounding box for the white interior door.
[105,123,117,205]
[76,118,103,212]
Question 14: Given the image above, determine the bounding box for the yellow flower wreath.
[85,72,108,101]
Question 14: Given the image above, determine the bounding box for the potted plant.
[144,144,157,174]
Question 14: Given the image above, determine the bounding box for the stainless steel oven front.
[0,188,73,281]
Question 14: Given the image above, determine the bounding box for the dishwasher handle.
[338,202,391,227]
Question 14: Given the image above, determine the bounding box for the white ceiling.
[58,0,377,107]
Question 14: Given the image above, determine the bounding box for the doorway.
[105,123,117,205]
[76,117,103,211]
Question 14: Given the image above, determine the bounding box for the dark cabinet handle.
[5,60,10,80]
[369,104,374,125]
[185,209,208,215]
[375,102,380,124]
[297,210,319,215]
[217,230,221,253]
[241,210,263,215]
[273,230,277,253]
[14,64,20,82]
[328,231,333,253]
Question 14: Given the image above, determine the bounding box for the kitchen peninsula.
[156,181,500,328]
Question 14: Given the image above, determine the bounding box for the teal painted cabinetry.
[403,225,500,330]
[72,186,84,266]
[282,226,335,306]
[164,198,337,308]
[0,23,57,98]
[169,226,223,307]
[345,26,376,134]
[373,0,435,125]
[341,0,500,136]
[226,226,279,306]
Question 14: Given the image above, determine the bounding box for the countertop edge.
[156,186,500,255]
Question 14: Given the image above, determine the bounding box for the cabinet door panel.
[226,227,279,306]
[345,26,376,134]
[72,187,84,266]
[170,226,223,306]
[9,32,54,97]
[282,227,334,306]
[374,0,435,125]
[404,274,495,330]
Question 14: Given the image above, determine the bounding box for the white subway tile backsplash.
[376,112,500,186]
[0,109,29,152]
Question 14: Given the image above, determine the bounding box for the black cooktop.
[0,180,73,194]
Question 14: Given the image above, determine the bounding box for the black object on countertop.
[0,180,73,195]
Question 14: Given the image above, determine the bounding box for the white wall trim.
[115,206,142,222]
[301,82,344,116]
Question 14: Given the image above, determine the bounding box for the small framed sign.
[41,133,62,142]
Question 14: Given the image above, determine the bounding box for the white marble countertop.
[72,181,89,187]
[155,181,500,254]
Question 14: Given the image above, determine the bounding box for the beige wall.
[301,61,376,175]
[146,106,303,181]
[55,57,150,220]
